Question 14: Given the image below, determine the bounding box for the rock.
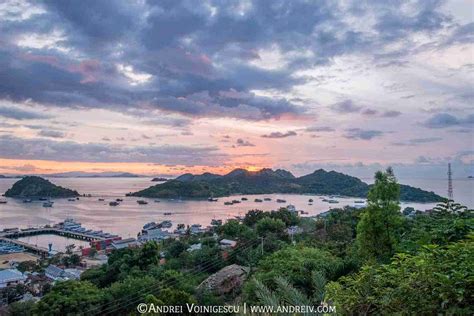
[197,264,249,295]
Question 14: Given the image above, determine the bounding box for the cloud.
[235,138,255,147]
[305,126,335,132]
[38,129,65,138]
[361,108,378,116]
[424,113,474,129]
[0,134,226,165]
[0,105,52,120]
[330,99,362,113]
[261,131,297,138]
[382,110,402,117]
[392,137,442,146]
[344,128,384,140]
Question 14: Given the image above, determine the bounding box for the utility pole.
[260,237,264,255]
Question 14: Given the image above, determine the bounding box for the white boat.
[42,201,54,207]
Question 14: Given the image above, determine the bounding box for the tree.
[326,238,474,315]
[33,281,105,315]
[256,218,286,238]
[356,168,403,262]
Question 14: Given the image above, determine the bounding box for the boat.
[109,201,119,206]
[208,197,218,202]
[164,212,172,215]
[143,222,157,230]
[308,203,313,205]
[241,197,248,201]
[254,199,263,203]
[0,199,7,204]
[68,198,76,201]
[154,200,161,203]
[116,198,123,202]
[354,200,365,204]
[137,200,148,205]
[224,201,233,205]
[211,219,222,225]
[39,197,48,201]
[22,199,32,203]
[322,198,329,202]
[328,199,339,204]
[301,211,309,215]
[264,198,271,201]
[98,198,105,201]
[276,199,286,203]
[308,199,313,202]
[231,200,241,204]
[42,201,54,207]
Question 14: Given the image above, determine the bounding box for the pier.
[0,228,106,241]
[0,237,49,257]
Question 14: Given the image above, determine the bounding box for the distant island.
[45,171,141,178]
[151,177,169,182]
[4,176,80,198]
[129,168,444,202]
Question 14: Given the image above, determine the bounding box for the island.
[151,177,169,182]
[128,168,444,202]
[4,176,80,198]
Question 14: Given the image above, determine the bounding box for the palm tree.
[253,271,327,316]
[432,200,468,214]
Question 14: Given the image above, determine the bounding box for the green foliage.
[33,281,105,316]
[326,237,474,315]
[246,246,343,301]
[356,167,404,262]
[255,217,286,238]
[8,300,35,316]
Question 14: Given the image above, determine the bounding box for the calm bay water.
[0,177,472,243]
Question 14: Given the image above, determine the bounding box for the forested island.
[4,176,80,198]
[130,168,444,202]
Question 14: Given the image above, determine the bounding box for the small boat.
[276,199,286,203]
[328,200,339,204]
[42,201,54,207]
[98,198,105,201]
[0,199,7,204]
[109,201,119,206]
[22,199,32,203]
[224,201,233,205]
[211,219,222,225]
[164,212,172,215]
[308,203,313,206]
[241,197,248,201]
[254,199,263,203]
[300,211,309,215]
[264,198,271,201]
[322,199,329,202]
[68,198,76,202]
[308,199,313,202]
[116,198,123,202]
[208,197,218,202]
[354,200,365,204]
[137,200,148,205]
[39,197,48,201]
[154,200,161,203]
[231,200,241,204]
[143,222,157,230]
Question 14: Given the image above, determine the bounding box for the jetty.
[0,228,106,241]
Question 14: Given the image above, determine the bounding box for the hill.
[129,168,444,202]
[4,176,80,198]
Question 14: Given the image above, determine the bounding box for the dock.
[0,237,49,256]
[0,228,106,241]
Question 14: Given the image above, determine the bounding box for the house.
[219,239,237,249]
[139,229,171,242]
[110,238,139,250]
[187,243,202,252]
[0,269,26,288]
[44,265,79,281]
[287,225,303,236]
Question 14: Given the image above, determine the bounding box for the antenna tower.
[448,163,453,200]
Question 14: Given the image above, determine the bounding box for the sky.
[0,0,473,179]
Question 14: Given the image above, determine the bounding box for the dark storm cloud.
[0,105,52,120]
[261,131,297,138]
[0,134,226,165]
[424,113,474,129]
[344,128,384,140]
[0,0,463,120]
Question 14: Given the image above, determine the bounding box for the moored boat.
[137,200,148,205]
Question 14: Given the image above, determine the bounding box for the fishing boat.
[208,197,218,202]
[22,199,32,203]
[68,198,76,201]
[276,199,286,203]
[328,199,339,204]
[116,198,123,202]
[0,199,7,204]
[42,201,54,207]
[231,200,241,204]
[109,201,119,206]
[98,198,105,201]
[254,199,263,203]
[264,198,271,201]
[224,201,233,205]
[308,198,313,202]
[160,220,172,228]
[354,200,365,204]
[154,200,161,203]
[39,197,48,201]
[164,212,172,215]
[211,219,222,225]
[241,197,248,201]
[137,200,148,205]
